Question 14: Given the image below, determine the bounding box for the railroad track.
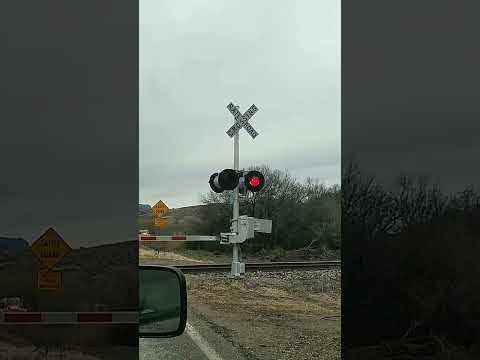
[176,260,340,273]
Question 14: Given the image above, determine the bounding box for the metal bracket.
[220,232,237,244]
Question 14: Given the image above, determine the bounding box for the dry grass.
[139,248,241,264]
[139,247,207,263]
[138,248,323,265]
[186,274,340,316]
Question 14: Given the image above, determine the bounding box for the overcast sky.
[140,0,340,209]
[342,1,480,194]
[1,2,137,247]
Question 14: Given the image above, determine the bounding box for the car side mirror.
[139,265,187,338]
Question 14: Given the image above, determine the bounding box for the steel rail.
[175,260,341,273]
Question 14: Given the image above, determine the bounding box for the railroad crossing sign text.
[226,103,259,138]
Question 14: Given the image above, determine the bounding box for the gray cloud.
[140,0,341,208]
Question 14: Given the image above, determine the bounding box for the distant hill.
[0,237,28,257]
[1,239,137,272]
[0,240,137,312]
[169,204,210,217]
[138,203,225,235]
[138,204,152,215]
[140,203,223,217]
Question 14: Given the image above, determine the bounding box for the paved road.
[140,331,210,360]
[140,307,247,360]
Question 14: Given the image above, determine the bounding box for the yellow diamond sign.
[154,217,167,227]
[152,200,169,218]
[31,228,72,270]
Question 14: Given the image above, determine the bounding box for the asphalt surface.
[140,307,247,360]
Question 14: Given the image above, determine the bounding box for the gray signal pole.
[225,102,259,278]
[232,127,240,276]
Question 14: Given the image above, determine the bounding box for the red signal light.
[244,171,265,192]
[249,176,261,188]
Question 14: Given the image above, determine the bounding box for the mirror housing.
[139,265,187,338]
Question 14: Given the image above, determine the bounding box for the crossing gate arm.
[139,235,218,242]
[0,311,138,324]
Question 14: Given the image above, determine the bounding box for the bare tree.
[200,164,340,252]
[342,163,398,240]
[394,175,448,229]
[451,185,480,211]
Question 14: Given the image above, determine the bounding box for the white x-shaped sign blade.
[226,103,259,139]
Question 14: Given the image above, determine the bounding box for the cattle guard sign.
[31,227,72,270]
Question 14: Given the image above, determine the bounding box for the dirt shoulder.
[186,270,341,360]
[139,247,339,265]
[139,247,229,265]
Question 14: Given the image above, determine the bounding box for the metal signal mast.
[208,102,272,278]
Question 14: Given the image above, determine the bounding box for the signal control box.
[220,215,272,244]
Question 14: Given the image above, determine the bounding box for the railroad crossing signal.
[208,101,272,278]
[209,169,265,194]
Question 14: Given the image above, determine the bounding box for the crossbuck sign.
[226,103,259,138]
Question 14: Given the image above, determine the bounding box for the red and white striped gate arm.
[139,235,218,242]
[0,312,138,324]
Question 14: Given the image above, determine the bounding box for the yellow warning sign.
[152,200,169,218]
[154,217,167,227]
[38,271,61,290]
[30,228,72,270]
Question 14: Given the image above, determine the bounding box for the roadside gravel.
[186,269,341,360]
